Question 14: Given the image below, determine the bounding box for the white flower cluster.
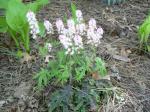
[76,10,86,35]
[44,20,54,34]
[87,18,104,47]
[56,19,65,34]
[27,9,104,55]
[55,10,103,55]
[26,11,40,39]
[56,17,84,55]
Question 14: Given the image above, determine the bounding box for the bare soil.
[0,0,150,112]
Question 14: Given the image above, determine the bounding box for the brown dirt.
[0,0,150,112]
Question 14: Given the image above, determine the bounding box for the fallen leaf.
[113,55,130,62]
[120,47,131,57]
[92,72,100,80]
[101,75,111,80]
[91,72,110,80]
[20,53,35,63]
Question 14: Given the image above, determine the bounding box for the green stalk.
[24,26,30,52]
[8,28,19,49]
[20,26,30,52]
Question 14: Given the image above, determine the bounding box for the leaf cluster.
[33,68,51,89]
[138,15,150,51]
[48,78,113,112]
[34,48,107,89]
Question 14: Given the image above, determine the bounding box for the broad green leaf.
[27,0,49,13]
[37,0,49,5]
[6,0,27,32]
[0,17,8,33]
[27,2,39,12]
[0,0,10,9]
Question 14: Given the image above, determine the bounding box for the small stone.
[7,96,14,103]
[0,100,7,107]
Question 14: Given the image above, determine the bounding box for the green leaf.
[37,0,49,5]
[71,3,77,23]
[0,0,10,9]
[48,86,72,112]
[27,0,49,12]
[34,68,51,89]
[39,22,46,37]
[39,46,48,57]
[138,15,150,51]
[95,57,107,76]
[16,50,23,58]
[57,50,66,64]
[75,66,86,81]
[27,2,39,12]
[58,65,70,83]
[0,17,8,33]
[6,0,27,32]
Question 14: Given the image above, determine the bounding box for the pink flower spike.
[56,19,64,34]
[89,18,97,29]
[67,19,76,35]
[97,27,104,35]
[26,11,39,39]
[76,10,82,18]
[44,20,53,34]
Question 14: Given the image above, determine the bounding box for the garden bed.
[0,0,150,111]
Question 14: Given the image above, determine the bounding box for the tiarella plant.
[138,15,150,52]
[0,0,48,54]
[34,8,107,87]
[33,4,108,111]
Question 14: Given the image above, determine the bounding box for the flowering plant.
[31,4,108,112]
[34,8,107,87]
[0,0,48,53]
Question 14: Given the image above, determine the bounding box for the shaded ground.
[0,0,150,111]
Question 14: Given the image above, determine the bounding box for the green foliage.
[47,51,72,84]
[0,0,10,9]
[39,46,48,58]
[0,0,48,52]
[6,0,30,51]
[71,2,77,23]
[6,0,27,32]
[48,78,113,112]
[39,22,46,37]
[35,48,107,87]
[0,17,8,33]
[75,56,91,81]
[49,85,73,112]
[27,0,49,12]
[47,51,89,84]
[102,0,126,5]
[138,15,150,51]
[33,68,51,89]
[94,57,107,76]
